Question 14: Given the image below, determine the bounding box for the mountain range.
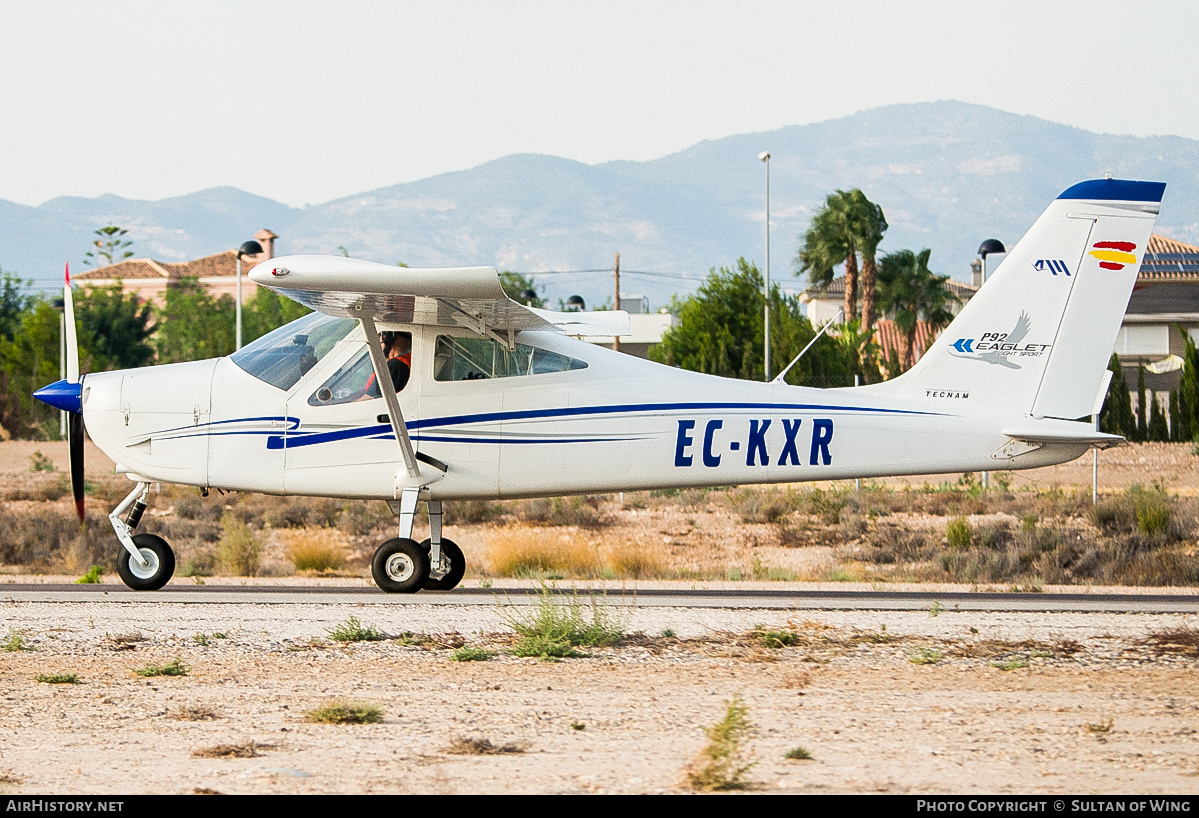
[3,100,1198,310]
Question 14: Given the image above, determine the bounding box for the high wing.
[248,255,630,343]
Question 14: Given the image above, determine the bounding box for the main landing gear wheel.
[115,533,175,591]
[371,538,429,594]
[421,538,465,591]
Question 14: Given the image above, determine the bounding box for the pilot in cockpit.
[365,331,411,397]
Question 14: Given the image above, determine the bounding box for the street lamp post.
[235,239,264,350]
[759,151,771,381]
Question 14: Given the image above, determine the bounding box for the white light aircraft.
[34,178,1165,592]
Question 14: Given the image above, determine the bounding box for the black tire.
[371,538,429,593]
[421,538,465,591]
[115,533,175,591]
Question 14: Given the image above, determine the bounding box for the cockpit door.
[282,328,421,498]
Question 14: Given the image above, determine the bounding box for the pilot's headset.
[379,331,397,356]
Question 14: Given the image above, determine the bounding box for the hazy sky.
[2,0,1197,208]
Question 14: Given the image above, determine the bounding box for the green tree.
[1177,332,1199,442]
[75,284,155,370]
[1149,392,1170,442]
[875,248,960,371]
[1099,354,1135,438]
[241,286,311,346]
[155,277,235,363]
[0,268,32,341]
[0,300,65,438]
[84,225,134,267]
[1135,361,1148,442]
[650,259,853,387]
[499,271,545,308]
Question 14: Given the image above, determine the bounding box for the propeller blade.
[68,410,84,521]
[64,263,78,384]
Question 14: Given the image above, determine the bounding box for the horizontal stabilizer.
[1001,424,1124,449]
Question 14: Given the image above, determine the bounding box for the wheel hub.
[128,548,160,580]
[385,552,415,582]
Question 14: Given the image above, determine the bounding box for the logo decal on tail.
[949,312,1050,370]
[1033,259,1071,275]
[1088,241,1138,270]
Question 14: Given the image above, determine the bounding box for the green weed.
[75,565,103,584]
[450,646,492,662]
[753,626,797,649]
[499,583,625,659]
[784,746,813,761]
[3,629,33,652]
[326,616,385,642]
[306,700,384,725]
[909,646,943,665]
[134,657,188,677]
[35,673,78,684]
[686,694,756,791]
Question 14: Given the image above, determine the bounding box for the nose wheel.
[110,481,176,591]
[115,533,176,591]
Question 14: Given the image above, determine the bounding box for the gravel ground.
[1,593,1198,794]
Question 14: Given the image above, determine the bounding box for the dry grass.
[1138,626,1199,658]
[604,537,666,579]
[485,526,602,578]
[172,705,221,721]
[191,742,273,758]
[443,736,525,755]
[281,529,349,572]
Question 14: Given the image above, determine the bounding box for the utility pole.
[613,252,621,353]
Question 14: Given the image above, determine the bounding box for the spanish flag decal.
[1088,241,1137,270]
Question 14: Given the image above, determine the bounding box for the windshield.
[230,312,356,391]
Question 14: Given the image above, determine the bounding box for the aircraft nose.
[33,379,82,413]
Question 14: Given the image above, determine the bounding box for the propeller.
[33,263,84,520]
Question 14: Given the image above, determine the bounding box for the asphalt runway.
[4,583,1198,613]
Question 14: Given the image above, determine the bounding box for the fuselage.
[79,313,1089,501]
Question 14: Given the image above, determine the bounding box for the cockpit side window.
[309,331,413,406]
[433,335,586,381]
[230,313,356,391]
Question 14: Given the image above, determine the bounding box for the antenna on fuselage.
[772,309,844,385]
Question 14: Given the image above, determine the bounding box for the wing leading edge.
[248,255,630,340]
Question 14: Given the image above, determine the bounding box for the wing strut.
[358,314,421,480]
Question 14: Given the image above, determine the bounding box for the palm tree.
[796,190,887,329]
[796,191,858,322]
[847,190,887,335]
[876,248,960,371]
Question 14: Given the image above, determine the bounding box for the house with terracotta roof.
[71,228,278,306]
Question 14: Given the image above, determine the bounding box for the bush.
[946,517,973,549]
[216,512,261,576]
[286,530,347,571]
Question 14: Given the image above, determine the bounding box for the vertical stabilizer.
[872,179,1164,419]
